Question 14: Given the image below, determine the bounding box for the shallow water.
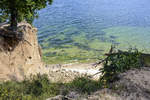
[34,0,150,64]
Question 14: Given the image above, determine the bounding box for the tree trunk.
[10,9,17,31]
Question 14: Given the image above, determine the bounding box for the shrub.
[24,74,50,96]
[67,77,102,94]
[99,47,142,85]
[0,74,60,100]
[0,81,24,100]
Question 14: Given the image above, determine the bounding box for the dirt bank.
[0,22,43,81]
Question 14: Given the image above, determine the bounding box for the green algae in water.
[103,26,150,52]
[41,26,150,64]
[34,0,150,64]
[41,27,113,64]
[42,44,105,64]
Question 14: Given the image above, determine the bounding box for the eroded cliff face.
[0,22,43,81]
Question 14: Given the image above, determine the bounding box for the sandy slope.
[80,67,150,100]
[27,63,102,82]
[47,67,150,100]
[45,63,102,82]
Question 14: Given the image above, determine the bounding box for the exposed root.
[0,27,32,52]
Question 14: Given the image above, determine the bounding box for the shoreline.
[27,62,103,83]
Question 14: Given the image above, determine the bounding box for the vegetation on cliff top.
[0,0,53,31]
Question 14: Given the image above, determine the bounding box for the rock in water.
[0,22,44,81]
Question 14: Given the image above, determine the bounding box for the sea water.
[34,0,150,64]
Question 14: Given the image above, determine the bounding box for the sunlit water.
[33,0,150,64]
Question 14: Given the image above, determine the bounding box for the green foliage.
[0,76,102,100]
[0,14,8,23]
[0,0,53,30]
[67,77,102,94]
[24,74,50,96]
[99,47,142,85]
[0,81,24,100]
[0,74,60,100]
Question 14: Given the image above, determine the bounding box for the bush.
[0,74,61,100]
[99,47,142,84]
[0,81,24,100]
[67,77,102,94]
[0,75,102,99]
[24,74,50,96]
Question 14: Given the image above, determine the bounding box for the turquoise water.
[33,0,150,64]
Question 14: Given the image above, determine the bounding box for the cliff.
[0,22,43,81]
